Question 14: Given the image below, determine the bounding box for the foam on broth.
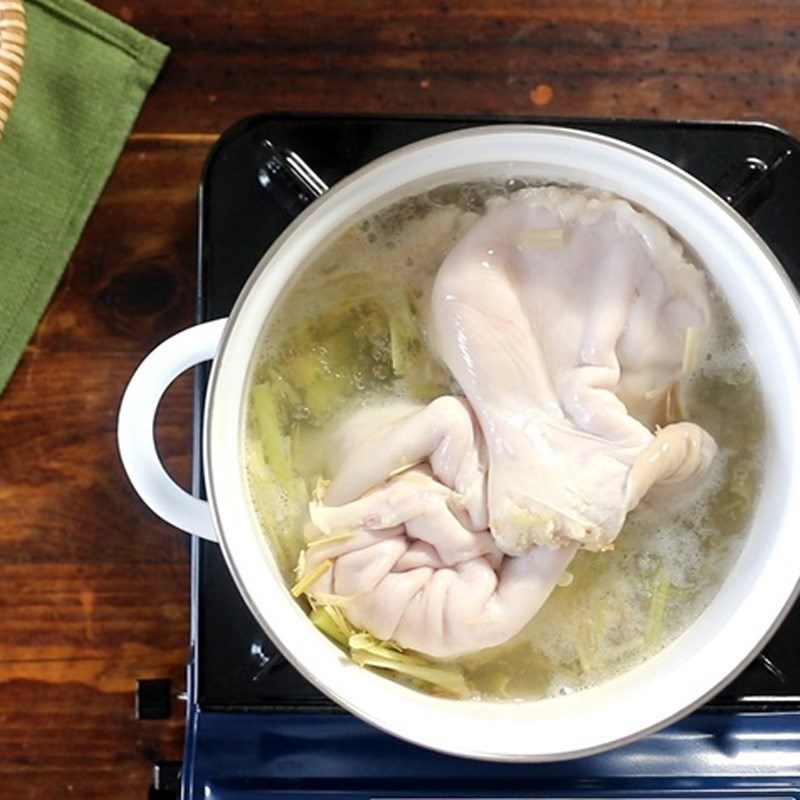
[245,180,764,701]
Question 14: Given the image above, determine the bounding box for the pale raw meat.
[431,188,717,554]
[325,396,487,529]
[299,187,718,659]
[306,440,575,657]
[304,400,575,657]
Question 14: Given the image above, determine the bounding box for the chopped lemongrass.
[387,461,420,479]
[291,559,332,598]
[665,388,674,423]
[310,603,356,646]
[681,325,702,374]
[305,530,356,549]
[556,571,574,588]
[519,227,565,250]
[387,290,419,377]
[294,549,306,581]
[645,569,671,650]
[305,587,472,697]
[252,382,293,485]
[644,384,670,401]
[646,380,683,424]
[311,476,330,503]
[268,369,302,407]
[351,651,472,698]
[305,377,343,420]
[308,591,354,607]
[324,604,354,636]
[665,381,684,424]
[245,440,301,579]
[313,603,462,679]
[508,508,556,536]
[310,606,349,645]
[348,636,392,659]
[348,633,404,658]
[348,632,381,650]
[285,350,320,390]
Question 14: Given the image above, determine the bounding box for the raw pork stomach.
[431,188,716,554]
[301,188,717,658]
[306,399,575,658]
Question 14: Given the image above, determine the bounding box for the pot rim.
[203,124,800,761]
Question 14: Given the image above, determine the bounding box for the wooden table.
[0,1,797,796]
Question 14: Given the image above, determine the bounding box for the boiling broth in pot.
[245,180,764,700]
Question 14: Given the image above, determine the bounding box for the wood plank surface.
[104,0,800,134]
[0,1,797,797]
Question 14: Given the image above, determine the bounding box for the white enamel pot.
[117,126,800,762]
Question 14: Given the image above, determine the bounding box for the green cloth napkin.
[0,0,168,394]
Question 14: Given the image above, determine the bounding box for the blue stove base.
[182,709,800,800]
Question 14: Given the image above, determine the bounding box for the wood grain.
[1,1,798,797]
[0,138,198,798]
[96,0,800,135]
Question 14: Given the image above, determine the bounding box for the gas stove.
[161,116,800,798]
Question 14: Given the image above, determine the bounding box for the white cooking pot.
[117,126,800,761]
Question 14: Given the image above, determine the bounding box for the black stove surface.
[193,115,800,712]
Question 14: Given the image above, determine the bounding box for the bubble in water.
[556,571,573,588]
[505,177,528,193]
[292,405,311,422]
[372,364,389,380]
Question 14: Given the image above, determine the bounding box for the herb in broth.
[246,256,467,694]
[246,185,765,702]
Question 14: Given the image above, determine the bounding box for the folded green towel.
[0,0,168,394]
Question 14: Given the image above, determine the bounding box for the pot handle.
[117,318,228,542]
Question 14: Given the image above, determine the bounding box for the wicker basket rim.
[0,0,26,139]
